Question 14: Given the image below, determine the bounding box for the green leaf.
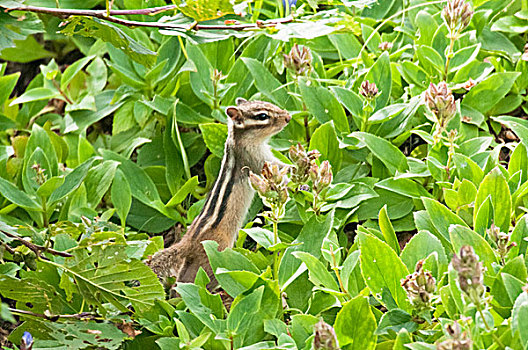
[55,244,164,314]
[199,123,228,158]
[364,51,391,110]
[379,205,399,255]
[449,44,480,73]
[299,80,349,133]
[474,167,512,234]
[102,150,175,218]
[0,177,41,211]
[453,153,484,186]
[61,55,95,90]
[278,212,334,287]
[462,72,520,114]
[242,57,293,108]
[84,160,119,209]
[166,176,199,208]
[352,132,409,175]
[422,197,468,244]
[512,291,528,348]
[48,157,98,204]
[10,87,60,105]
[60,17,156,67]
[309,122,342,170]
[111,169,131,227]
[358,232,410,311]
[400,230,448,278]
[293,251,339,291]
[0,71,19,106]
[334,295,377,350]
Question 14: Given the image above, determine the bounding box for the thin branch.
[9,308,98,321]
[1,230,73,258]
[3,5,294,31]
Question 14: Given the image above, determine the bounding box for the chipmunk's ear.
[226,106,244,128]
[235,97,247,106]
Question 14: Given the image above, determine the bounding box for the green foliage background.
[0,0,528,349]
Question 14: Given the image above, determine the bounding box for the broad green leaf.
[422,197,468,244]
[299,80,349,133]
[166,176,200,208]
[84,161,119,209]
[61,55,95,90]
[199,123,228,158]
[463,72,520,114]
[292,251,339,291]
[378,205,399,255]
[352,132,409,175]
[453,153,484,186]
[376,177,433,199]
[334,295,377,350]
[400,230,448,279]
[474,167,512,234]
[309,122,342,170]
[0,177,40,211]
[102,150,175,218]
[0,71,19,106]
[10,87,60,105]
[48,157,98,204]
[178,0,237,21]
[111,169,131,227]
[242,57,292,108]
[358,232,410,311]
[449,44,480,72]
[512,291,528,348]
[278,212,334,287]
[474,196,493,236]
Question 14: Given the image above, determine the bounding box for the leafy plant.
[1,0,528,349]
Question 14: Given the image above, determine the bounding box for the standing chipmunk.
[148,98,291,284]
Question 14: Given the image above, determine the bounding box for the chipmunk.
[148,98,291,284]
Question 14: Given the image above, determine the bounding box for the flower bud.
[442,0,473,34]
[424,82,456,124]
[313,320,338,350]
[249,171,269,197]
[319,161,332,186]
[401,260,436,311]
[378,41,393,52]
[359,80,379,100]
[284,44,312,76]
[451,246,485,302]
[436,321,472,350]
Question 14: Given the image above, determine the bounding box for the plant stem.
[476,303,505,349]
[1,230,72,258]
[443,34,456,81]
[2,4,294,31]
[9,308,98,321]
[273,219,279,280]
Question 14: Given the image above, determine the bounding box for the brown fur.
[148,98,290,286]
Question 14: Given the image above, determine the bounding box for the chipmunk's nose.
[285,114,291,123]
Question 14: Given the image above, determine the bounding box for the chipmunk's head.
[226,98,291,143]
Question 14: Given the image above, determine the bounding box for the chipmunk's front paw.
[145,246,180,278]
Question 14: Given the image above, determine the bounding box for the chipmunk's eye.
[252,113,270,121]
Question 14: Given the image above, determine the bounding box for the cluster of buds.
[249,162,290,220]
[436,321,472,350]
[310,160,332,215]
[442,0,473,37]
[284,44,312,76]
[424,82,457,135]
[313,320,339,350]
[359,80,379,101]
[522,43,528,62]
[378,41,393,52]
[487,224,516,264]
[31,163,47,185]
[401,260,436,313]
[211,69,227,86]
[451,246,485,304]
[289,143,321,185]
